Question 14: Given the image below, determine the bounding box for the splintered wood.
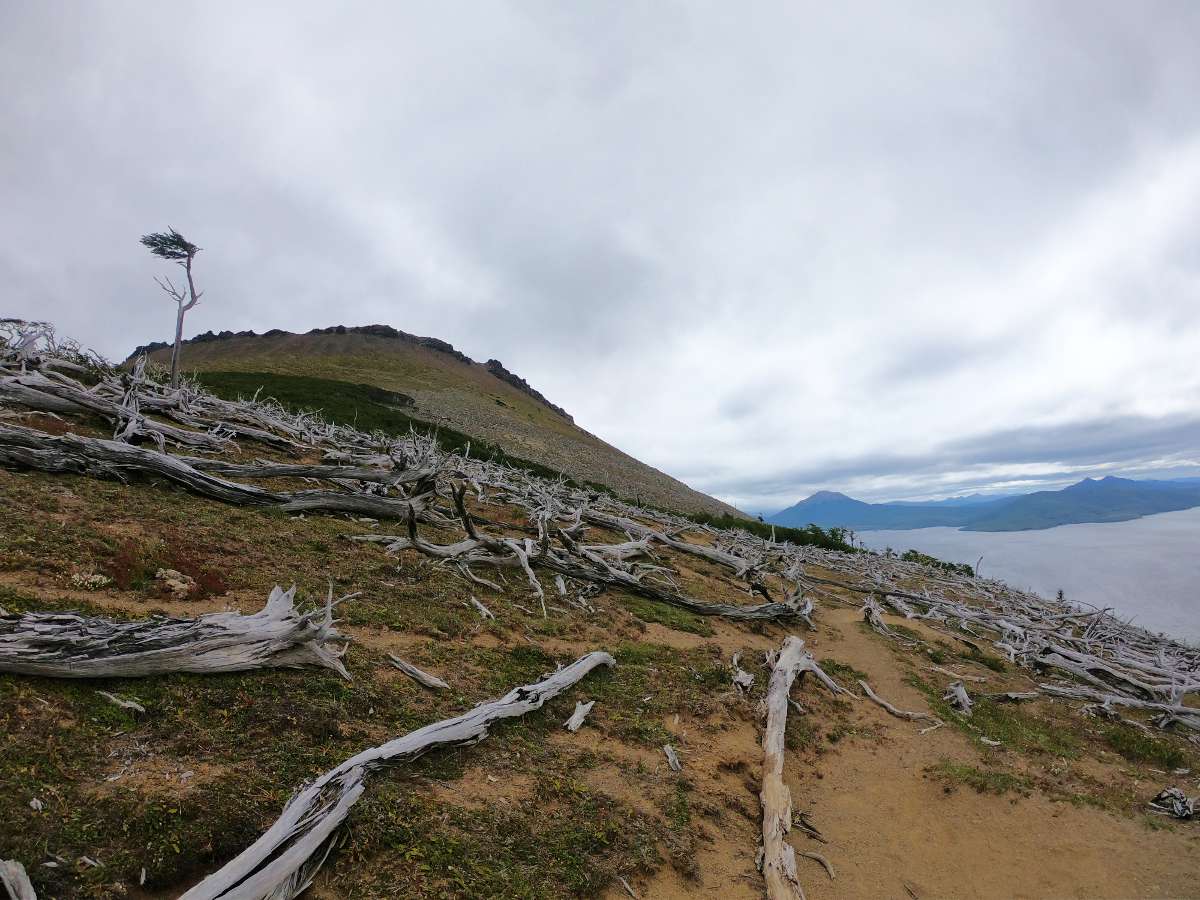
[0,586,352,679]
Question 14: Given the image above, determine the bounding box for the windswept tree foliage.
[140,227,202,388]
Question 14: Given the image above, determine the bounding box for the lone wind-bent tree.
[141,227,202,388]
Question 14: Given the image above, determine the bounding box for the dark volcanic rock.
[485,359,573,422]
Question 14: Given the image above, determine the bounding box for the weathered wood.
[0,859,36,900]
[858,680,941,726]
[180,456,438,486]
[387,654,449,690]
[96,690,146,713]
[1038,683,1200,730]
[942,681,973,717]
[564,699,595,732]
[732,652,755,693]
[760,636,810,900]
[0,424,433,521]
[179,651,615,900]
[370,488,810,622]
[663,744,683,772]
[0,586,351,679]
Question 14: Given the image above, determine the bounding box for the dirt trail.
[605,605,1199,899]
[798,608,1198,900]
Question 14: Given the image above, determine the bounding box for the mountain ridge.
[769,476,1200,532]
[129,325,740,518]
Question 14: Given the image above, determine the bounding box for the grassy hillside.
[3,434,1197,898]
[139,328,739,518]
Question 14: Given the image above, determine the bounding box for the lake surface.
[859,507,1200,642]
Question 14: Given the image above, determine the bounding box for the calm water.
[859,507,1200,642]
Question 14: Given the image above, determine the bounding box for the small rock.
[155,568,196,599]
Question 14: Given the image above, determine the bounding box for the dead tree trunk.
[760,637,811,899]
[0,586,351,679]
[178,651,615,900]
[0,859,36,900]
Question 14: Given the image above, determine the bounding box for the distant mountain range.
[768,476,1200,532]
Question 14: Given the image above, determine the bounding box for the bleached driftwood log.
[0,370,229,450]
[0,859,36,900]
[759,637,848,900]
[387,654,449,690]
[0,424,435,520]
[943,681,973,717]
[179,651,615,900]
[180,456,439,487]
[372,487,810,623]
[0,586,351,679]
[760,636,810,900]
[732,652,755,694]
[1038,683,1200,730]
[858,680,942,726]
[663,744,683,772]
[564,699,595,732]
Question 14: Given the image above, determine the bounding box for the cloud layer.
[4,2,1199,512]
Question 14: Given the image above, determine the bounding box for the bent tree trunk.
[179,651,615,900]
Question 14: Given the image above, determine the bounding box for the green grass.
[621,594,713,636]
[907,675,1079,757]
[1102,723,1191,770]
[927,760,1031,795]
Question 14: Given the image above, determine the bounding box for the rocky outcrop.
[485,359,573,422]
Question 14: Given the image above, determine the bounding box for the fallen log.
[368,488,808,622]
[180,456,438,486]
[564,699,595,732]
[0,586,352,679]
[0,859,36,900]
[387,654,449,690]
[760,637,847,900]
[0,371,228,450]
[0,424,433,521]
[1038,683,1200,731]
[858,680,942,726]
[179,650,615,900]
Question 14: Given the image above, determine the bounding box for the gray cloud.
[3,2,1200,514]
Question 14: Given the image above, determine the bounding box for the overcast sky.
[4,2,1199,512]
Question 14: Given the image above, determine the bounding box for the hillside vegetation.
[136,326,738,519]
[3,322,1199,900]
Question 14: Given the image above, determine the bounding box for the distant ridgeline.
[770,476,1200,532]
[128,323,574,423]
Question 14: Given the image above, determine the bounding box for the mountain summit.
[132,325,739,517]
